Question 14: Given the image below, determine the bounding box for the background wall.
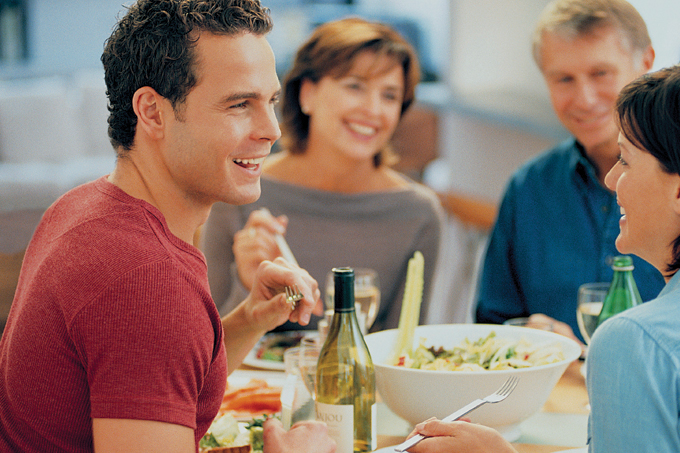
[0,0,678,326]
[437,0,680,202]
[0,0,122,78]
[1,0,678,202]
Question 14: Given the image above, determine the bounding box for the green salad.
[200,413,274,452]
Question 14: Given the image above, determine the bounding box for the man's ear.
[640,45,655,73]
[132,86,167,140]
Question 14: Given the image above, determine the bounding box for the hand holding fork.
[257,208,298,266]
[253,209,303,310]
[394,376,520,452]
[285,284,303,310]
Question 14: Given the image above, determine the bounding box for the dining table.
[236,357,589,452]
[375,360,590,452]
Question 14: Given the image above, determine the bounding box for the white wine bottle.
[316,267,377,453]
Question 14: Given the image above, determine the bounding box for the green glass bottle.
[597,255,642,327]
[316,267,376,453]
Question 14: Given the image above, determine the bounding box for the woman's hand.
[233,208,289,290]
[407,419,517,453]
[263,418,336,453]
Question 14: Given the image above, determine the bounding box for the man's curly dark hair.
[101,0,272,155]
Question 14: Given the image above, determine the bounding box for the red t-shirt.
[0,177,227,452]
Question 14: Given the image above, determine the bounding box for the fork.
[274,233,299,267]
[285,285,303,310]
[393,376,520,452]
[259,208,299,266]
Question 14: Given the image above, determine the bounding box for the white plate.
[375,445,587,453]
[243,331,307,371]
[225,369,287,421]
[228,369,286,387]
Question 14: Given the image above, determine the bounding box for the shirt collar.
[571,140,605,187]
[658,271,679,298]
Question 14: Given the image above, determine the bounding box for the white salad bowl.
[364,324,582,441]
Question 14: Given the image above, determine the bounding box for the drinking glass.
[325,268,380,333]
[577,282,609,344]
[282,342,321,426]
[503,317,554,331]
[298,339,322,399]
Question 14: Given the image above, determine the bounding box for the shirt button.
[602,205,609,213]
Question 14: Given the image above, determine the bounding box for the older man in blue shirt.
[475,0,664,344]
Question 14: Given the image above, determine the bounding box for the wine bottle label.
[315,402,377,452]
[316,402,354,453]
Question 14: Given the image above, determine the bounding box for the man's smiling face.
[162,32,281,208]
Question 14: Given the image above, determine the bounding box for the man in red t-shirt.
[0,1,331,452]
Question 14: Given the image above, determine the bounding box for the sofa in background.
[0,71,116,330]
[0,75,498,332]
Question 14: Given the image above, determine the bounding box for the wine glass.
[576,282,609,344]
[577,282,608,411]
[325,268,381,333]
[503,317,554,331]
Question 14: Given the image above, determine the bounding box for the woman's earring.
[301,105,310,115]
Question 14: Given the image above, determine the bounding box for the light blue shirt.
[587,271,680,452]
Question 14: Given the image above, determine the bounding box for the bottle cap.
[332,267,355,311]
[611,255,634,271]
[332,267,354,280]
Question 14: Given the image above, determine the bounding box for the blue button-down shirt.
[475,139,665,341]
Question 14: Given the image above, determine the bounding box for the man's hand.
[244,257,323,330]
[526,313,586,356]
[222,258,323,373]
[263,418,336,453]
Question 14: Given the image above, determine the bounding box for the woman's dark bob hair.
[279,17,420,167]
[616,64,680,275]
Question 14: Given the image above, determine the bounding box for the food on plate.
[200,413,271,453]
[220,378,282,420]
[393,331,565,371]
[255,332,305,362]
